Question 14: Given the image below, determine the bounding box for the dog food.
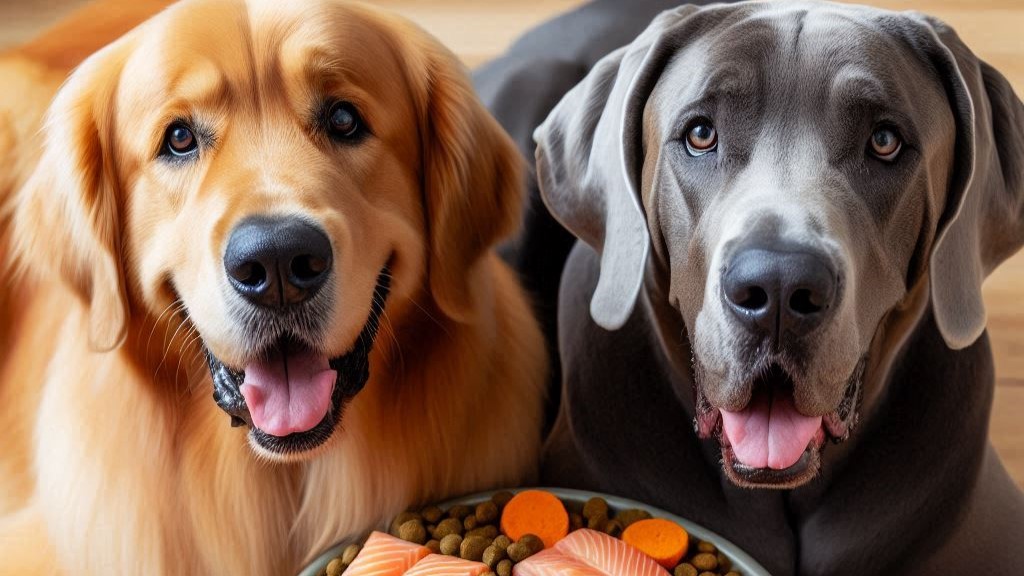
[320,491,743,576]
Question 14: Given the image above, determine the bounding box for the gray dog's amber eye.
[869,127,902,161]
[685,120,718,156]
[327,101,363,139]
[164,123,197,157]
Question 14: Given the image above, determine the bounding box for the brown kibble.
[496,559,513,576]
[448,505,473,520]
[467,525,499,540]
[325,558,346,576]
[434,517,463,539]
[340,543,361,565]
[460,535,490,562]
[390,512,421,536]
[439,534,463,556]
[492,491,515,509]
[717,552,732,571]
[425,539,441,554]
[602,519,622,537]
[464,515,479,531]
[398,519,428,545]
[582,497,609,520]
[506,534,544,562]
[421,505,444,524]
[476,501,499,524]
[674,564,698,576]
[569,512,584,532]
[698,572,717,576]
[491,535,512,551]
[613,508,652,529]
[724,572,741,576]
[482,544,507,568]
[697,540,717,553]
[691,552,719,571]
[586,513,608,531]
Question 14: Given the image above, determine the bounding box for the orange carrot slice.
[499,490,569,549]
[621,518,689,569]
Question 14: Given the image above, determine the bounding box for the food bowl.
[298,487,770,576]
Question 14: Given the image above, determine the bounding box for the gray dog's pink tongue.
[720,387,822,470]
[239,347,335,437]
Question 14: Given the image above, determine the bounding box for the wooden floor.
[1,0,1021,487]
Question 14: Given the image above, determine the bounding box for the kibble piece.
[340,543,361,565]
[492,491,515,509]
[491,535,512,551]
[439,534,463,556]
[717,552,732,571]
[496,559,513,576]
[325,558,346,576]
[448,505,473,520]
[674,564,698,576]
[434,517,464,539]
[697,541,717,554]
[582,497,609,520]
[421,505,444,524]
[425,539,441,554]
[569,512,584,532]
[691,552,719,571]
[467,525,499,540]
[698,572,717,576]
[724,572,741,576]
[506,534,544,562]
[482,544,507,568]
[614,508,652,529]
[398,519,428,545]
[460,535,490,562]
[476,501,499,524]
[464,515,479,531]
[390,511,421,536]
[603,519,622,537]
[586,513,608,531]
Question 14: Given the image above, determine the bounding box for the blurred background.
[1,0,1021,487]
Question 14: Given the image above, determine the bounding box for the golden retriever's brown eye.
[685,119,718,156]
[869,126,902,161]
[327,102,364,140]
[163,122,198,157]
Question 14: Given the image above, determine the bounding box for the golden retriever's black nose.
[723,249,837,337]
[224,216,332,308]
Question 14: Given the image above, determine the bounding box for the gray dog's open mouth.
[694,359,865,488]
[205,268,391,456]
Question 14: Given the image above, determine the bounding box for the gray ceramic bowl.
[299,487,771,576]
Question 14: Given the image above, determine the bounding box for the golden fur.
[0,1,546,573]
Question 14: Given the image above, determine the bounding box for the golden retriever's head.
[13,0,522,460]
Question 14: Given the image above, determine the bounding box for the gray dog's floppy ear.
[533,6,706,330]
[896,15,1024,349]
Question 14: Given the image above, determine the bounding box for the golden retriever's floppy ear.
[416,43,525,322]
[890,14,1024,349]
[13,42,130,351]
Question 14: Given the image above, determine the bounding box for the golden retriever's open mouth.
[694,359,865,488]
[205,267,391,456]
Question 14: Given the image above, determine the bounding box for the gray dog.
[477,0,1024,573]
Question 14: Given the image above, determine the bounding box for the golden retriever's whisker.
[143,299,184,360]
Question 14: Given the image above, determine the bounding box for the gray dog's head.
[536,1,1024,488]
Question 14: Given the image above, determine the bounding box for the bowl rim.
[298,487,772,576]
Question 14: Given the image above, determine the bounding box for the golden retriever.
[0,0,546,573]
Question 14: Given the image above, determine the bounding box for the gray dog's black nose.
[224,216,332,308]
[722,248,837,337]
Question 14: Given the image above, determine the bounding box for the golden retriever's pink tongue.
[720,387,822,470]
[239,347,335,437]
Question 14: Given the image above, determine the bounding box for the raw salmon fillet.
[344,531,430,576]
[403,554,489,575]
[555,529,670,576]
[512,547,609,576]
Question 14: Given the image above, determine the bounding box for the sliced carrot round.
[498,490,569,549]
[621,518,690,569]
